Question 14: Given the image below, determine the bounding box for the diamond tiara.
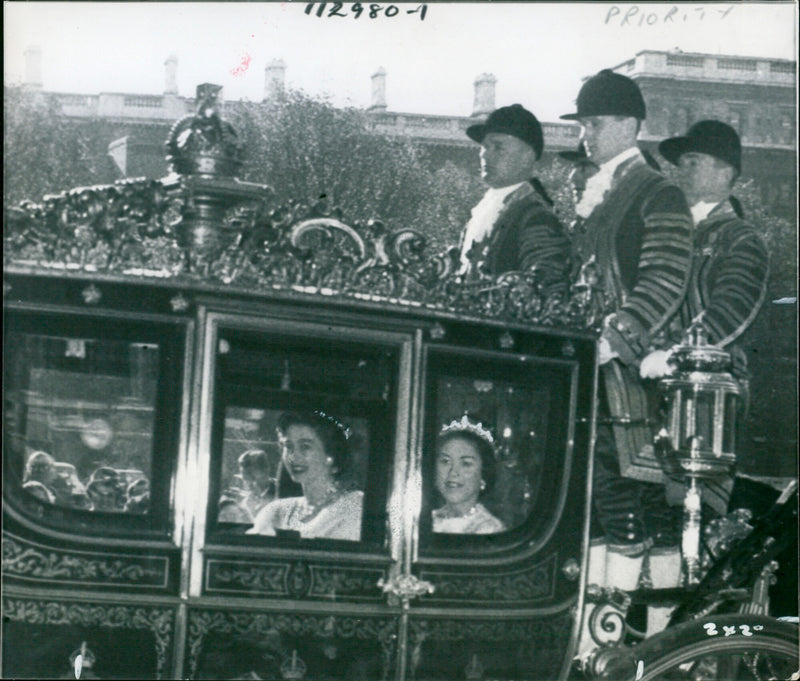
[313,409,352,440]
[440,415,494,445]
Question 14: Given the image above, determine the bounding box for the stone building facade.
[17,47,795,218]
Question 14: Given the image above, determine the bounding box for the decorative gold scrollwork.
[585,584,632,648]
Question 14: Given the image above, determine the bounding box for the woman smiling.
[432,416,506,535]
[248,410,363,540]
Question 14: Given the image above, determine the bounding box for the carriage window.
[5,333,159,516]
[208,330,396,545]
[421,349,574,544]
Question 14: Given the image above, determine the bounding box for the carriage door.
[180,308,418,680]
[399,320,595,681]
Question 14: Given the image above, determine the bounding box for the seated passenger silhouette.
[51,462,92,508]
[123,477,150,514]
[238,449,276,519]
[22,480,56,504]
[85,467,125,511]
[23,451,58,504]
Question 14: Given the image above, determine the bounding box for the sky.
[4,2,798,122]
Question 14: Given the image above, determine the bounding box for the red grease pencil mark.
[230,52,252,77]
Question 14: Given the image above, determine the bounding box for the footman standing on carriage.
[559,70,695,650]
[642,120,769,393]
[457,104,571,296]
[641,119,771,570]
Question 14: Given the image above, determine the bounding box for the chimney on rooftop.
[369,67,387,112]
[472,73,497,117]
[164,54,178,94]
[24,45,43,89]
[264,58,286,100]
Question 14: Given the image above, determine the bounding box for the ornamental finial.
[165,82,244,177]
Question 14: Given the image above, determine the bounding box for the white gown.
[248,490,364,541]
[432,503,506,534]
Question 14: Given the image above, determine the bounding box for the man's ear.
[715,158,737,187]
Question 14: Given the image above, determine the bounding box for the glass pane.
[683,391,715,453]
[428,375,548,534]
[421,350,573,543]
[723,392,738,454]
[211,331,396,544]
[6,333,158,515]
[216,407,372,538]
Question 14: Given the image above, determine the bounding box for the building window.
[779,112,795,145]
[666,54,704,68]
[770,61,796,75]
[717,58,757,72]
[670,105,691,135]
[728,108,747,138]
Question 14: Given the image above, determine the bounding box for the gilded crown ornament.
[440,415,495,446]
[165,83,244,178]
[280,650,307,680]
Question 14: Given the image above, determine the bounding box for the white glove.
[598,337,618,365]
[639,350,674,379]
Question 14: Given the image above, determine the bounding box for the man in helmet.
[646,120,768,373]
[561,70,694,645]
[641,120,769,520]
[458,104,571,296]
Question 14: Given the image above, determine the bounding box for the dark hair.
[237,449,271,472]
[276,410,350,479]
[435,429,498,497]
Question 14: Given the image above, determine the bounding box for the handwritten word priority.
[605,5,735,27]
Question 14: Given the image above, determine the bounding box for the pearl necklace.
[299,485,342,521]
[433,504,479,521]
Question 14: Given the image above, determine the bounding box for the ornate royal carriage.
[3,84,796,681]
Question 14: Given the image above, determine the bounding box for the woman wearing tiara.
[248,410,363,540]
[432,416,506,534]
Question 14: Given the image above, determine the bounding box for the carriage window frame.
[2,309,186,538]
[204,325,402,551]
[418,344,579,556]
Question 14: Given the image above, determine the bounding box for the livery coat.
[461,179,571,295]
[661,198,769,515]
[573,153,693,485]
[665,199,769,348]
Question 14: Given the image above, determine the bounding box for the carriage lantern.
[655,320,742,583]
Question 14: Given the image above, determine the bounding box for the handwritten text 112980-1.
[305,3,427,20]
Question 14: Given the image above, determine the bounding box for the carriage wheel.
[627,614,798,681]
